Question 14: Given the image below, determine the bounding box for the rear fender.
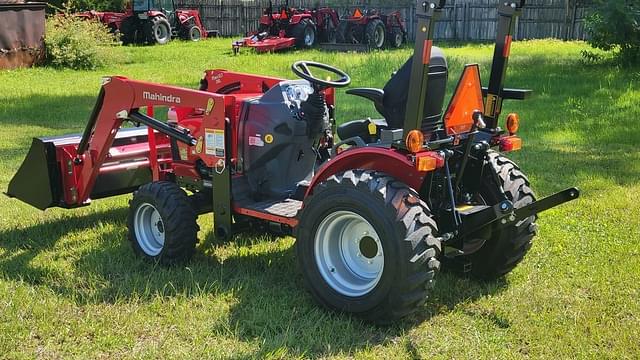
[290,14,310,25]
[146,11,166,18]
[306,147,428,196]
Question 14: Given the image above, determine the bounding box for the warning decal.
[249,135,265,147]
[205,128,225,157]
[484,94,498,117]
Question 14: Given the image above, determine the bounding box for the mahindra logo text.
[142,91,182,104]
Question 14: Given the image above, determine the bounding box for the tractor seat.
[337,46,448,141]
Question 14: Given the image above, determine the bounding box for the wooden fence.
[176,0,591,41]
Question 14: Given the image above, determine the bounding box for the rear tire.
[120,17,138,45]
[365,19,385,49]
[127,181,198,265]
[336,20,350,43]
[292,19,317,48]
[145,16,172,45]
[320,17,337,43]
[296,170,441,323]
[458,151,538,279]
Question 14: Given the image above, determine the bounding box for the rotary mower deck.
[8,0,579,323]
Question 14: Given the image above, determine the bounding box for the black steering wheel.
[291,61,351,89]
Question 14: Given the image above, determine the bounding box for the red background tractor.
[337,8,408,49]
[234,1,340,53]
[77,0,213,45]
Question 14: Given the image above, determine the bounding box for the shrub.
[44,15,119,70]
[584,0,640,64]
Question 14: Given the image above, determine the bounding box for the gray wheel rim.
[190,27,201,41]
[395,32,403,47]
[314,210,384,297]
[156,23,169,42]
[374,25,384,48]
[304,26,315,46]
[134,203,165,256]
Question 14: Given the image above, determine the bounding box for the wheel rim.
[314,210,384,297]
[304,26,315,46]
[374,25,385,48]
[395,33,403,47]
[156,24,169,42]
[191,27,201,41]
[134,203,165,256]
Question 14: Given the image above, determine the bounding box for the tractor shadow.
[0,207,507,358]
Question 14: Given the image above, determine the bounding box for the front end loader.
[7,0,579,323]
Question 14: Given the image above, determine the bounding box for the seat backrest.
[380,46,448,133]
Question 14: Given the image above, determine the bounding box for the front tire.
[459,151,538,279]
[296,170,441,323]
[387,27,404,48]
[127,181,198,265]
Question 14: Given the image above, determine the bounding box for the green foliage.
[585,0,640,64]
[44,15,120,70]
[65,0,129,12]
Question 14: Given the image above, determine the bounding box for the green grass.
[0,38,639,359]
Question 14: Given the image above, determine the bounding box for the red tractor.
[8,0,578,323]
[77,0,213,45]
[119,0,212,45]
[233,1,340,53]
[337,8,408,49]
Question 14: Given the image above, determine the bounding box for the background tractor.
[337,8,408,49]
[118,0,211,45]
[8,0,579,323]
[234,1,340,53]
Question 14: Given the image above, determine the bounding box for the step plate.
[245,199,302,218]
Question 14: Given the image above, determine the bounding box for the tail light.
[500,136,522,152]
[415,151,444,172]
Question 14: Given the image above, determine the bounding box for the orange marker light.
[500,136,522,152]
[406,130,424,153]
[416,155,436,172]
[506,113,520,135]
[415,152,444,171]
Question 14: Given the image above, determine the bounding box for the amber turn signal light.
[506,113,520,135]
[406,130,424,153]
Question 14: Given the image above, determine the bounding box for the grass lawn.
[0,38,639,359]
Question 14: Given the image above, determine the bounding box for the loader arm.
[7,76,227,210]
[73,76,226,206]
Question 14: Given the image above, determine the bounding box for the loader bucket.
[6,137,59,210]
[7,128,172,211]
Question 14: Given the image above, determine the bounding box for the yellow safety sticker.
[205,98,215,115]
[195,136,204,154]
[368,122,377,135]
